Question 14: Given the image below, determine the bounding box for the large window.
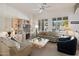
[38,16,68,32]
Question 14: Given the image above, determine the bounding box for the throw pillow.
[71,36,74,40]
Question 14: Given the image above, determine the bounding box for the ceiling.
[6,3,75,19]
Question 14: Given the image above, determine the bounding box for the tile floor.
[31,42,79,56]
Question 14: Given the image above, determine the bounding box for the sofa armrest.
[10,45,33,56]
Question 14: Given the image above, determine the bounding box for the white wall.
[68,10,79,47]
[69,14,79,31]
[0,4,29,19]
[0,4,29,32]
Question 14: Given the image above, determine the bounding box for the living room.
[0,3,79,56]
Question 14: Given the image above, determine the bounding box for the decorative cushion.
[39,32,48,36]
[0,32,8,37]
[71,36,74,40]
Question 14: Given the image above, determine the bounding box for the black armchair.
[57,36,77,55]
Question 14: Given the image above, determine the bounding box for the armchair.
[57,36,77,55]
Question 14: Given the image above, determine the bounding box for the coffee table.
[30,37,49,48]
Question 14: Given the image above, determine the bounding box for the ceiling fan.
[33,3,51,13]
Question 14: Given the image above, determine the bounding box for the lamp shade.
[35,25,38,29]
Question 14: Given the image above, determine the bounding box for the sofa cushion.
[0,32,8,37]
[37,32,58,42]
[0,37,16,47]
[39,32,48,36]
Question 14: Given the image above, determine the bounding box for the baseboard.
[49,41,57,43]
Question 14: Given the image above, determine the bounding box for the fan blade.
[45,5,52,8]
[39,9,43,13]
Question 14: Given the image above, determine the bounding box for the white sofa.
[0,32,33,56]
[0,37,33,56]
[0,37,18,55]
[0,40,10,56]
